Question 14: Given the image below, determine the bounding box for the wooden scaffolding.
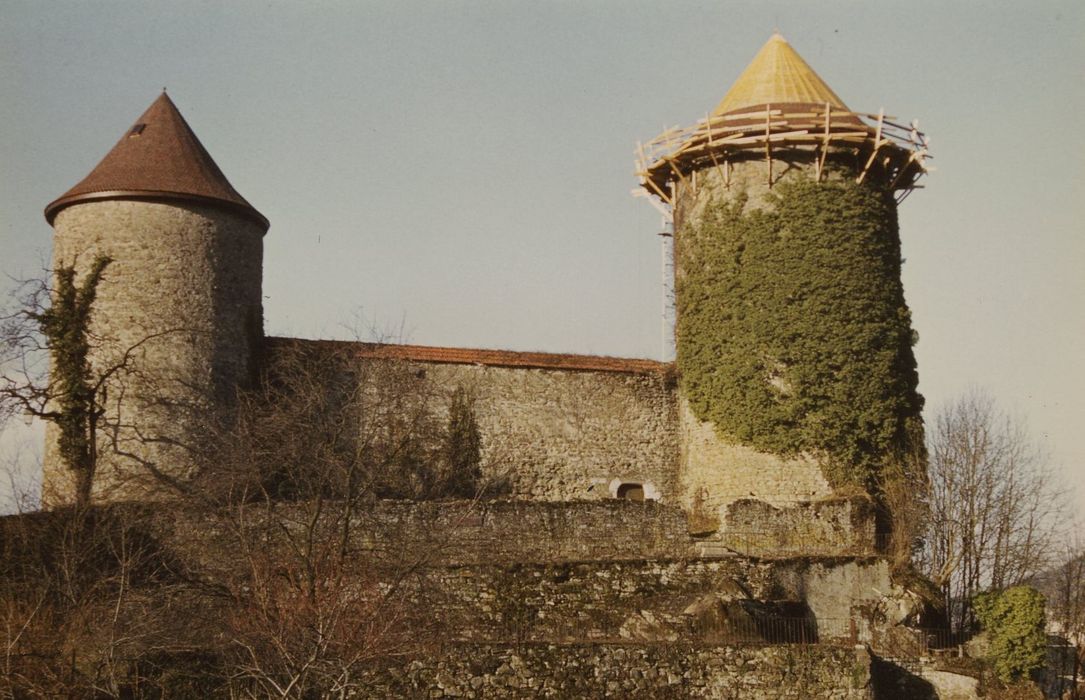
[634,102,931,219]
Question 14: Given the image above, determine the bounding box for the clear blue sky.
[2,1,1083,517]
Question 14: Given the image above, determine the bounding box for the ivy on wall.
[30,256,112,505]
[675,177,923,490]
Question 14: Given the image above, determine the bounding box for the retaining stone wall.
[357,642,873,699]
[422,557,891,644]
[151,500,894,645]
[717,496,876,556]
[159,500,695,576]
[353,499,694,566]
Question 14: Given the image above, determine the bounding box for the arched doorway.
[616,483,645,502]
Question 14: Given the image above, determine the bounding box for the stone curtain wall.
[356,643,873,699]
[419,362,679,502]
[45,200,263,505]
[332,351,680,503]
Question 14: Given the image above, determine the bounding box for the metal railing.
[475,615,958,658]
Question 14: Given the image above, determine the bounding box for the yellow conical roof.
[712,33,849,116]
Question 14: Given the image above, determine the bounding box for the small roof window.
[128,123,146,137]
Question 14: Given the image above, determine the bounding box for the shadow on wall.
[869,655,938,700]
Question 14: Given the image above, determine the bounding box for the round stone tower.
[42,93,268,505]
[636,34,930,535]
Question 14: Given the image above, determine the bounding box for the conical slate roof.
[45,93,268,230]
[712,33,849,116]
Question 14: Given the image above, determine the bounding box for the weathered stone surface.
[424,556,888,645]
[355,643,874,699]
[143,499,896,645]
[160,499,695,571]
[919,670,980,700]
[346,358,681,504]
[618,609,679,642]
[715,496,877,556]
[46,200,263,505]
[679,398,834,527]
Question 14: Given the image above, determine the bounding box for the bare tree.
[1039,536,1085,699]
[0,259,192,508]
[1,340,476,698]
[192,340,469,698]
[1,259,113,507]
[1,264,485,696]
[921,389,1066,633]
[0,503,197,698]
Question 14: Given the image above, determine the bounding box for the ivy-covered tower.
[636,33,930,533]
[42,93,268,505]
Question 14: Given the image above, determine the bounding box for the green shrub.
[973,586,1047,683]
[675,177,923,491]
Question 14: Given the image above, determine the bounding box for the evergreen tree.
[441,387,481,498]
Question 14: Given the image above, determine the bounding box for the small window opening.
[129,124,146,137]
[616,483,645,502]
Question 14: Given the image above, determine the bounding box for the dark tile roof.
[266,337,671,375]
[45,93,267,230]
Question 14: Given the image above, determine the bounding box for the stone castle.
[35,34,941,696]
[43,33,927,529]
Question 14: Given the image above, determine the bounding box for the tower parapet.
[637,33,929,534]
[42,93,267,505]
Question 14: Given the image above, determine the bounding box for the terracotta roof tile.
[266,337,671,375]
[45,93,267,230]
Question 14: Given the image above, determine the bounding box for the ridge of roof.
[45,93,268,230]
[712,33,849,117]
[266,337,672,375]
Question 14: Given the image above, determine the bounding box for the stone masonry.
[45,199,263,505]
[672,161,863,522]
[356,643,874,699]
